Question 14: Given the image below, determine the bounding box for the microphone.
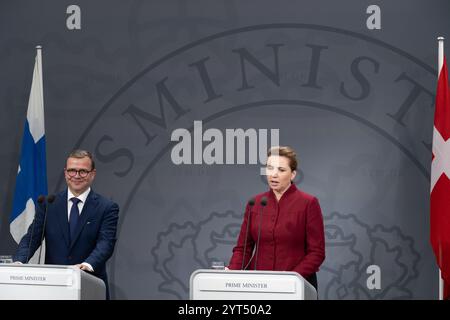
[254,196,268,271]
[26,195,46,263]
[37,194,55,264]
[241,198,255,270]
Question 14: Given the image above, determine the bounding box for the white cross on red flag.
[431,56,450,300]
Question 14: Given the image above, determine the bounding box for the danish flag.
[431,56,450,300]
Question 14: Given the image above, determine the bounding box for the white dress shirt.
[67,187,94,272]
[67,187,91,221]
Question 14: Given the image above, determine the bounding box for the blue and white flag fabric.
[9,46,48,249]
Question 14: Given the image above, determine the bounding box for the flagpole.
[34,44,46,265]
[36,45,46,265]
[36,45,43,115]
[437,36,444,301]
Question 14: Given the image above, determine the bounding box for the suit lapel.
[70,191,99,250]
[55,190,70,248]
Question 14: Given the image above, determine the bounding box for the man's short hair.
[68,149,95,170]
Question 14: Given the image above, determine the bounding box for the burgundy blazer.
[228,184,325,279]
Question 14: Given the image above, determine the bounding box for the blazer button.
[68,256,72,260]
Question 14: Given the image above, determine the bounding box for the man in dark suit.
[13,149,119,299]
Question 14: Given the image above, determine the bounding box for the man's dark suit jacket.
[14,189,119,299]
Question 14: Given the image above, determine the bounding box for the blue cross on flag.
[9,46,48,253]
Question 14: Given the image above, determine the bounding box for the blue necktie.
[69,197,81,243]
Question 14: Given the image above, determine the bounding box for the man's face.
[64,156,96,196]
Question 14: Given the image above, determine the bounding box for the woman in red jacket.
[228,146,325,290]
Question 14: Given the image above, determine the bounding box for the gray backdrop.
[1,0,449,299]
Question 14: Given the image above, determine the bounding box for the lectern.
[0,264,105,300]
[190,269,317,300]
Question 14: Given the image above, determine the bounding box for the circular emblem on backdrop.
[151,211,241,299]
[64,24,435,298]
[322,212,420,299]
[151,211,420,299]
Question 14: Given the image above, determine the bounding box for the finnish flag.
[9,47,48,262]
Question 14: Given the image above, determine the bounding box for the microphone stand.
[241,198,255,270]
[37,194,55,264]
[26,195,45,263]
[254,196,267,270]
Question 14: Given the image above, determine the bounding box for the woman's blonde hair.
[267,146,298,172]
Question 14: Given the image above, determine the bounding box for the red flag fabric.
[431,57,450,300]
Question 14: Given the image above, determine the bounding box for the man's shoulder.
[54,190,67,200]
[89,190,119,208]
[56,190,66,196]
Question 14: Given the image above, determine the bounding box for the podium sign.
[0,264,105,300]
[190,269,317,300]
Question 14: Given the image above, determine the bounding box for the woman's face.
[266,155,296,194]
